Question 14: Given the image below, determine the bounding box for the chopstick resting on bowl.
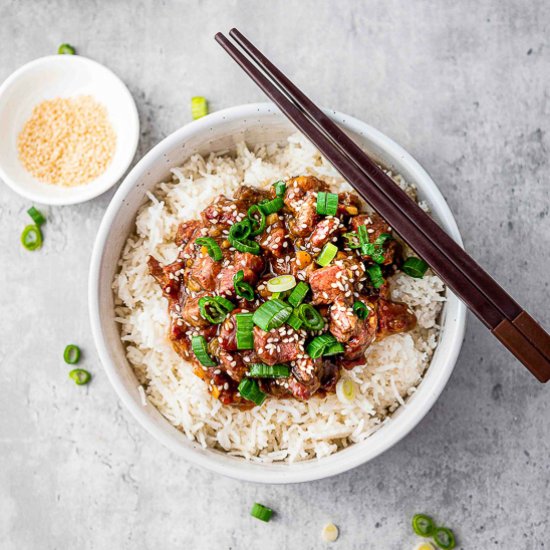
[215,29,550,383]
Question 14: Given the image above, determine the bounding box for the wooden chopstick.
[226,29,550,375]
[215,31,550,383]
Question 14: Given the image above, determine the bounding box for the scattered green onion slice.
[235,313,254,350]
[191,335,217,366]
[233,270,254,301]
[325,193,339,216]
[412,514,436,537]
[198,296,234,324]
[343,232,361,249]
[267,274,296,293]
[324,341,345,356]
[357,224,369,253]
[316,243,338,266]
[306,334,342,358]
[58,43,76,55]
[403,257,429,278]
[296,303,324,331]
[229,219,252,241]
[247,204,266,236]
[63,344,81,365]
[316,192,338,216]
[270,292,281,300]
[238,378,266,406]
[228,221,261,254]
[352,301,370,320]
[191,96,208,119]
[258,197,284,215]
[195,237,223,261]
[69,368,91,385]
[286,310,303,330]
[272,181,286,197]
[21,224,42,251]
[248,364,290,378]
[433,527,456,549]
[367,264,385,289]
[252,299,292,331]
[288,282,310,307]
[250,502,273,522]
[336,378,357,404]
[27,206,46,226]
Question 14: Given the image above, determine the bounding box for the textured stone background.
[1,0,549,548]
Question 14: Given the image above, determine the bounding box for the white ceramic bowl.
[89,103,466,484]
[0,55,139,205]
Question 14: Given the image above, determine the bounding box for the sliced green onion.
[27,206,46,226]
[270,292,281,300]
[367,264,385,288]
[325,193,338,216]
[233,270,254,301]
[198,296,234,324]
[324,341,345,356]
[296,303,324,331]
[352,301,370,320]
[316,192,338,216]
[433,527,456,549]
[236,313,254,350]
[191,335,217,366]
[247,204,266,236]
[229,219,252,241]
[63,344,81,365]
[272,181,286,197]
[228,221,261,254]
[358,224,369,253]
[248,364,290,378]
[195,237,223,261]
[267,274,296,293]
[343,232,361,249]
[21,224,42,251]
[250,502,273,522]
[336,378,357,404]
[238,378,266,406]
[58,43,76,55]
[232,239,261,254]
[258,197,284,215]
[412,514,436,537]
[370,233,393,263]
[403,257,429,278]
[252,299,292,331]
[286,310,303,330]
[288,282,310,307]
[191,96,208,119]
[306,334,341,359]
[316,191,327,215]
[316,243,338,266]
[69,369,91,385]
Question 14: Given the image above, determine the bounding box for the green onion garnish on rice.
[403,257,429,278]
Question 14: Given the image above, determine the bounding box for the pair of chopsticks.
[215,28,550,383]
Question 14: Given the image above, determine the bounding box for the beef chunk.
[217,252,265,298]
[253,325,303,365]
[377,298,417,339]
[307,216,341,250]
[309,264,351,304]
[180,295,210,328]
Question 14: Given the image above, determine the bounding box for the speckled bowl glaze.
[89,103,466,484]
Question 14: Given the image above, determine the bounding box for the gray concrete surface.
[1,0,549,548]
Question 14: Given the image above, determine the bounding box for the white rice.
[113,133,445,463]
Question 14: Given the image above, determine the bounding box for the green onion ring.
[195,237,223,261]
[191,335,217,366]
[296,303,325,331]
[411,514,436,537]
[21,224,42,251]
[233,270,255,301]
[247,204,266,236]
[352,301,370,320]
[433,527,456,549]
[63,344,81,365]
[69,369,91,385]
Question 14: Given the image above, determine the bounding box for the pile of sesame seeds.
[17,95,116,187]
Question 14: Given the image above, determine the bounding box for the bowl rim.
[0,54,140,205]
[89,102,466,483]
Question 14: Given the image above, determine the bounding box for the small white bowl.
[0,55,139,205]
[89,103,466,484]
